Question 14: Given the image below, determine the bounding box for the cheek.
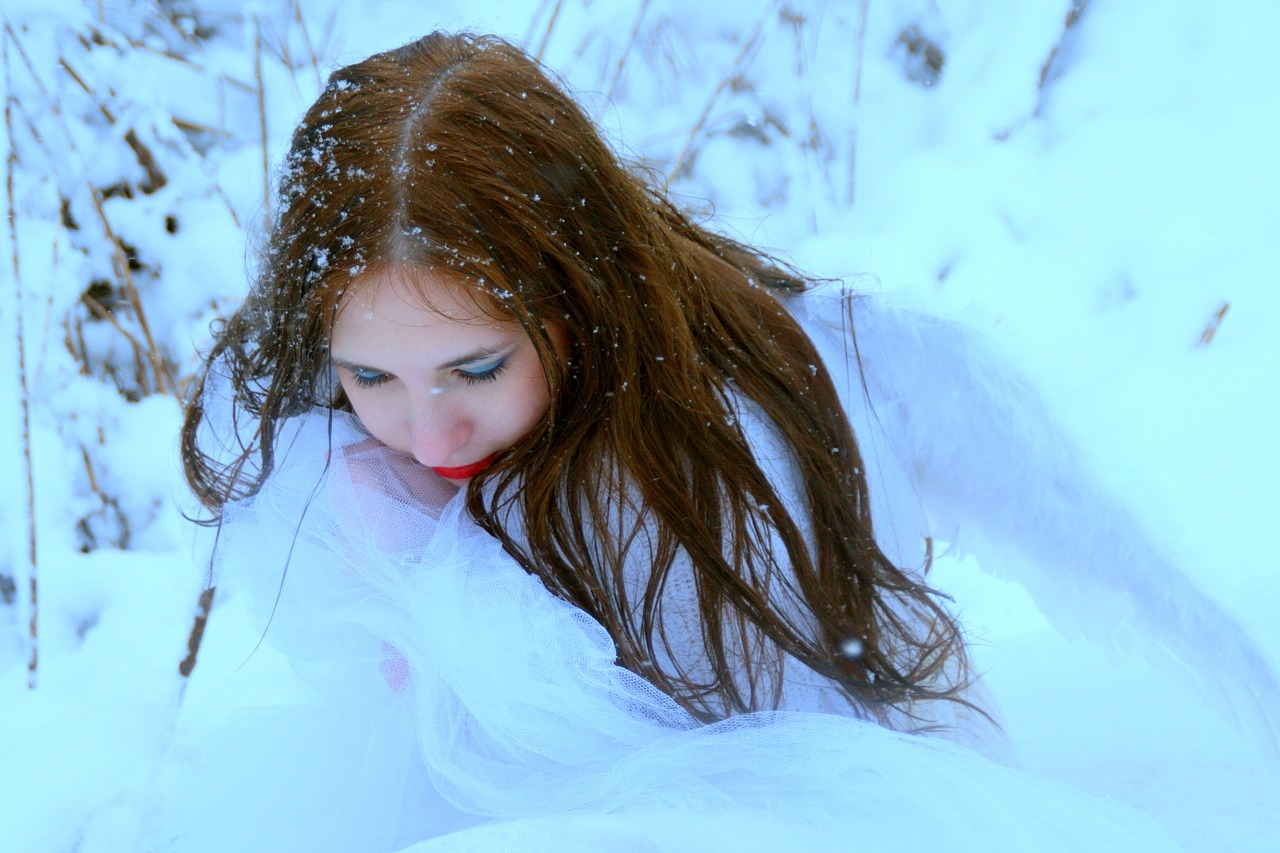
[343,385,409,451]
[500,371,553,439]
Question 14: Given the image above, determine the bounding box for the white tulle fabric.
[175,390,1180,851]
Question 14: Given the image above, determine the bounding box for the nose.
[407,395,473,468]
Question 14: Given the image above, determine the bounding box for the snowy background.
[2,0,1277,849]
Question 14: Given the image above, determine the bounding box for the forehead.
[337,267,495,324]
[330,267,521,358]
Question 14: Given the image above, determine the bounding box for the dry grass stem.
[784,5,819,231]
[1198,302,1230,347]
[172,115,232,140]
[524,0,555,49]
[212,181,241,229]
[291,0,323,92]
[604,0,651,103]
[80,445,102,495]
[1038,0,1090,92]
[847,0,869,206]
[6,22,61,119]
[666,1,777,186]
[81,290,150,357]
[254,17,270,212]
[84,183,175,395]
[7,55,175,397]
[178,587,216,681]
[56,57,101,109]
[130,40,210,73]
[148,0,201,50]
[59,56,165,191]
[534,0,566,62]
[5,25,40,690]
[123,129,166,193]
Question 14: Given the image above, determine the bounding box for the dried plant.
[604,0,652,103]
[1198,302,1230,347]
[1038,0,1091,94]
[0,2,327,687]
[847,0,869,206]
[531,0,567,61]
[4,22,40,690]
[666,1,778,185]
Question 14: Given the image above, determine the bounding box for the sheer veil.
[166,389,1180,851]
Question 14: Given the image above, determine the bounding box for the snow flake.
[840,638,864,659]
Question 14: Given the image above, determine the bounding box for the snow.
[2,0,1278,850]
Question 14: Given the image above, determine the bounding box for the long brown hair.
[182,31,973,726]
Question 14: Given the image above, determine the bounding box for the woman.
[172,30,1260,851]
[183,30,972,731]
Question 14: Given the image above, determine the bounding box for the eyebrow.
[437,344,512,370]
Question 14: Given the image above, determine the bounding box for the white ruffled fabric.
[171,431,1174,848]
[153,289,1188,851]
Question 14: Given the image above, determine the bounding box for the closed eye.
[348,365,392,389]
[456,355,509,385]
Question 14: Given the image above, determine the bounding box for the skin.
[330,268,560,485]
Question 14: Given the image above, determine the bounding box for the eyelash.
[345,357,509,389]
[458,358,508,384]
[351,368,390,389]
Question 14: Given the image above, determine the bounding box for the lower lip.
[431,453,499,480]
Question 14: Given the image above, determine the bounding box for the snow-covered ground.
[2,0,1277,849]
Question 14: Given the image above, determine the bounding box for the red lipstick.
[431,453,498,480]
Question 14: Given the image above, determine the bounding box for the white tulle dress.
[148,287,1195,852]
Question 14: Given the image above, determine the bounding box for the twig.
[1197,302,1230,347]
[604,0,651,104]
[84,184,176,395]
[524,0,555,50]
[7,22,64,123]
[847,0,869,206]
[534,0,566,62]
[666,2,777,186]
[784,4,819,232]
[7,81,173,396]
[125,39,211,74]
[5,24,39,690]
[257,9,306,103]
[254,17,269,212]
[57,56,112,121]
[123,128,166,193]
[291,0,322,93]
[211,181,241,229]
[178,587,216,679]
[21,28,188,397]
[80,445,102,494]
[148,0,200,50]
[172,116,232,140]
[81,290,150,358]
[1038,0,1091,91]
[60,57,167,192]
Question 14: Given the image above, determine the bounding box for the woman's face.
[330,269,560,484]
